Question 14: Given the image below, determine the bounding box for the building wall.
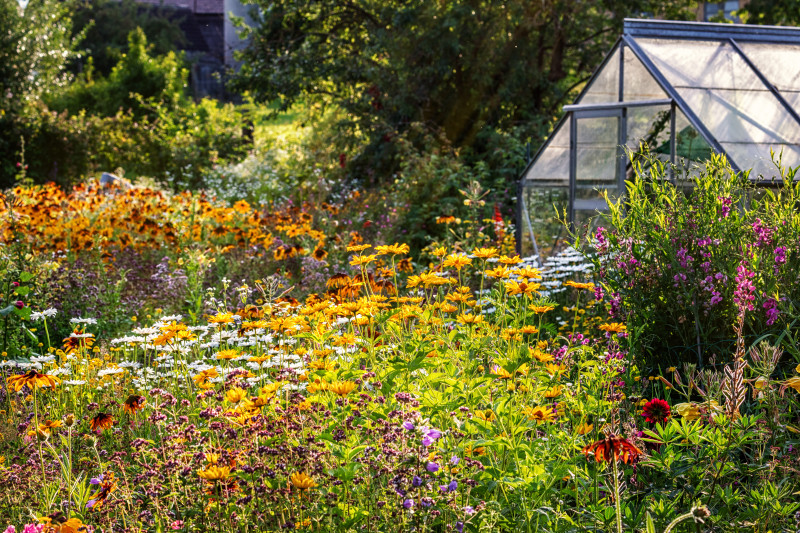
[134,0,223,14]
[224,0,254,66]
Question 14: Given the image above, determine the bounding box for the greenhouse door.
[569,109,624,227]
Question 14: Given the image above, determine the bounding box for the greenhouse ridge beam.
[624,19,800,44]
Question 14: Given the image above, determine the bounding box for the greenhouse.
[516,18,800,258]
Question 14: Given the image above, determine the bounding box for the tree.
[740,0,800,25]
[48,28,189,118]
[233,0,696,182]
[0,0,79,180]
[70,0,186,77]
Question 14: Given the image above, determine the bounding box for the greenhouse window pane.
[577,46,620,105]
[622,47,667,101]
[679,88,799,144]
[519,186,570,259]
[674,109,712,162]
[635,38,800,172]
[576,116,619,185]
[521,120,570,186]
[737,42,800,111]
[721,142,800,180]
[626,105,671,151]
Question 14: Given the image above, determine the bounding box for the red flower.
[582,434,643,464]
[642,398,670,424]
[493,203,503,224]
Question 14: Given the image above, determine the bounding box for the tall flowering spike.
[733,262,756,312]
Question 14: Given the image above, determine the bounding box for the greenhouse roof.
[516,18,800,256]
[521,19,800,188]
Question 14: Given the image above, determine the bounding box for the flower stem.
[612,458,623,533]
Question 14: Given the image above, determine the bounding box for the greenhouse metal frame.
[516,18,800,258]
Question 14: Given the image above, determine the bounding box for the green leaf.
[19,272,34,283]
[645,512,656,533]
[0,305,15,317]
[14,286,29,296]
[14,306,31,320]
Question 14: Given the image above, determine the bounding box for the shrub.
[48,27,188,119]
[584,152,800,367]
[18,98,250,189]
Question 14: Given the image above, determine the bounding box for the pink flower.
[642,398,670,424]
[170,521,184,530]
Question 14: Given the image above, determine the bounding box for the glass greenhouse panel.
[721,142,800,179]
[673,109,712,181]
[519,187,570,259]
[522,120,570,187]
[635,38,800,173]
[577,46,620,105]
[737,42,800,111]
[576,115,619,186]
[622,46,667,101]
[626,105,671,150]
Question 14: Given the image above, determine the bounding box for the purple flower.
[456,521,464,533]
[86,499,97,509]
[464,505,476,515]
[421,427,442,446]
[733,263,756,312]
[426,461,440,473]
[718,196,732,217]
[403,499,414,509]
[752,218,773,246]
[89,474,104,485]
[412,475,422,487]
[448,480,458,492]
[763,298,780,326]
[401,420,415,431]
[450,455,460,465]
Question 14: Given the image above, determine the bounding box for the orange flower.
[290,472,318,490]
[122,395,146,414]
[375,243,410,255]
[598,322,626,334]
[90,412,114,432]
[471,247,498,259]
[443,254,473,271]
[565,280,595,290]
[328,380,357,396]
[582,435,643,464]
[7,370,59,392]
[62,329,94,355]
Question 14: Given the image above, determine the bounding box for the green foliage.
[234,0,696,187]
[0,0,80,182]
[582,152,800,367]
[740,0,800,25]
[19,98,250,189]
[48,28,189,118]
[70,0,186,76]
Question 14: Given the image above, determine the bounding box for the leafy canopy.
[234,0,696,156]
